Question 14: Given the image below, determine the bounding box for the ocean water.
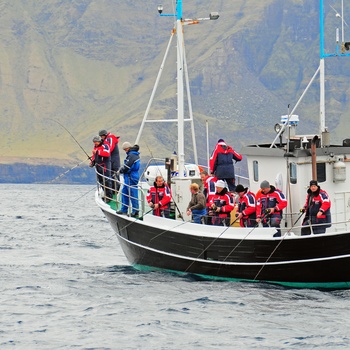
[1,184,349,350]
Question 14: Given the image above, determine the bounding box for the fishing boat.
[95,0,350,289]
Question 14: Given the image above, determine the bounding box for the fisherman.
[256,180,287,237]
[186,183,206,224]
[99,129,121,192]
[90,135,113,203]
[235,184,257,227]
[209,139,242,192]
[116,142,140,217]
[147,176,172,218]
[301,180,331,235]
[208,180,235,226]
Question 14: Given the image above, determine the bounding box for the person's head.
[309,180,319,192]
[235,184,247,197]
[93,135,102,146]
[155,176,165,187]
[215,180,226,193]
[190,183,199,193]
[200,170,208,182]
[260,180,270,194]
[122,141,132,151]
[99,129,108,140]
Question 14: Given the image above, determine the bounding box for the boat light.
[158,4,163,14]
[209,12,219,20]
[274,123,283,134]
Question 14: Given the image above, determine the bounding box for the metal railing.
[94,168,146,217]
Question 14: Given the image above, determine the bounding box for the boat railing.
[94,167,146,217]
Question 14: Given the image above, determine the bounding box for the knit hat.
[122,141,132,150]
[260,180,270,189]
[309,180,318,186]
[215,180,226,188]
[99,129,108,136]
[235,184,246,193]
[93,135,102,143]
[218,139,225,143]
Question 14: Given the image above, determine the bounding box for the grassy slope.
[0,0,349,167]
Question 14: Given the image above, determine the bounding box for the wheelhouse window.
[317,163,326,183]
[253,160,259,182]
[290,162,297,184]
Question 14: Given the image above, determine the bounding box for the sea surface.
[1,184,349,350]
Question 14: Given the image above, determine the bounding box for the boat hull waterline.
[102,208,350,289]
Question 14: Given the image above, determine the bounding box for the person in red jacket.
[99,129,121,193]
[209,139,242,192]
[256,180,287,237]
[235,184,257,227]
[301,180,331,235]
[146,176,172,218]
[208,180,235,226]
[200,170,217,207]
[90,135,113,202]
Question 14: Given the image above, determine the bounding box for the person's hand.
[316,211,323,218]
[186,209,191,216]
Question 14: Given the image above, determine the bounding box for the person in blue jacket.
[116,142,140,217]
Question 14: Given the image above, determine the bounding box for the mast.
[137,2,219,178]
[320,0,350,146]
[175,0,185,179]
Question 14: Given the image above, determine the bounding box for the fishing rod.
[253,211,305,281]
[47,118,92,161]
[143,142,184,221]
[184,216,240,273]
[48,157,90,184]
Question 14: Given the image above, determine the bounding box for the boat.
[95,0,350,289]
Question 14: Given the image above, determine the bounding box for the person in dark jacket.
[256,180,287,237]
[90,135,113,202]
[186,183,206,224]
[116,142,140,217]
[235,184,257,227]
[209,139,242,192]
[99,129,121,193]
[301,180,331,235]
[146,176,172,218]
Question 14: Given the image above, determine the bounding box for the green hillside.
[0,0,349,171]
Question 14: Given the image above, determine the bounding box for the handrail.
[94,167,146,217]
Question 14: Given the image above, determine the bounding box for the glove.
[300,208,306,213]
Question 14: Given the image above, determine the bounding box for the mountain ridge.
[0,0,350,174]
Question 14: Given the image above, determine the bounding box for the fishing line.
[73,185,96,203]
[253,211,305,281]
[184,216,240,273]
[47,118,92,161]
[101,208,155,245]
[48,157,90,183]
[220,211,271,265]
